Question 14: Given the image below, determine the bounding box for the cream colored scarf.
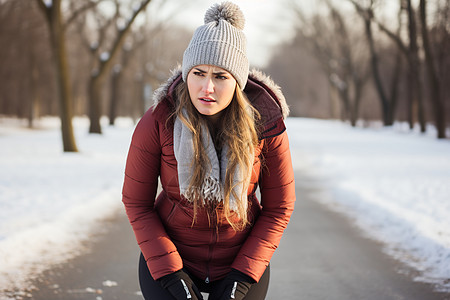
[173,115,247,212]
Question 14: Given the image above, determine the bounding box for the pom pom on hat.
[182,1,249,89]
[204,1,245,30]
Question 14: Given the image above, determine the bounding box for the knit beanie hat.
[182,2,249,89]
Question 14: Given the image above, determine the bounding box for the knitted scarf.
[173,114,247,212]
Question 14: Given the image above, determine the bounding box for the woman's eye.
[193,71,204,76]
[216,75,228,80]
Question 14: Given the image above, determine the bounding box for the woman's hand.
[159,270,204,300]
[209,269,254,300]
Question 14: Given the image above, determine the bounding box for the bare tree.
[0,1,56,126]
[406,0,426,132]
[85,0,152,134]
[366,0,426,132]
[108,35,146,125]
[293,1,370,125]
[34,0,102,151]
[432,1,450,133]
[349,0,404,126]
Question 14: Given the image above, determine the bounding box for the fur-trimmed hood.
[152,67,289,136]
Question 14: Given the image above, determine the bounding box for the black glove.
[209,269,254,300]
[159,270,204,300]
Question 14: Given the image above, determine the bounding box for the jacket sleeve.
[231,123,296,282]
[122,108,183,280]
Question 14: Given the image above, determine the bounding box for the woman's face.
[187,65,237,120]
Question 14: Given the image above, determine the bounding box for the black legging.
[138,253,270,299]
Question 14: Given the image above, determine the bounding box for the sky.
[152,0,298,68]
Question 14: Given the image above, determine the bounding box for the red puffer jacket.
[122,69,295,283]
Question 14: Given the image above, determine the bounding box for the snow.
[0,116,134,295]
[0,116,449,295]
[286,118,450,292]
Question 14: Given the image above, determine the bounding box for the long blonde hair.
[173,81,260,231]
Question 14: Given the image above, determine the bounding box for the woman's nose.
[201,78,214,94]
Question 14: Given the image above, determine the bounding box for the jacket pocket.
[155,194,176,223]
[165,201,196,228]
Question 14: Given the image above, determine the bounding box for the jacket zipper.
[205,208,218,283]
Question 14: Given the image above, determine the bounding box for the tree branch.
[97,0,152,76]
[63,0,107,30]
[348,0,408,55]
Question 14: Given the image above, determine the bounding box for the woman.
[122,2,295,299]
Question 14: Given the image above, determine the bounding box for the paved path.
[268,171,449,300]
[28,211,142,300]
[26,170,450,300]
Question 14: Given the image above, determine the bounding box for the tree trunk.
[387,49,402,125]
[419,0,446,138]
[363,12,390,125]
[340,88,352,124]
[109,68,120,126]
[352,81,363,127]
[36,0,78,152]
[88,74,103,134]
[52,29,78,150]
[406,0,426,133]
[29,46,41,128]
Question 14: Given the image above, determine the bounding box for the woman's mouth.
[199,97,216,103]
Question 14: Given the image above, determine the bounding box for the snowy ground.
[287,118,450,292]
[0,117,134,296]
[0,116,449,296]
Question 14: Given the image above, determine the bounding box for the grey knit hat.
[182,2,249,89]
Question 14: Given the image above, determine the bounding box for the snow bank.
[0,117,135,293]
[286,118,450,292]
